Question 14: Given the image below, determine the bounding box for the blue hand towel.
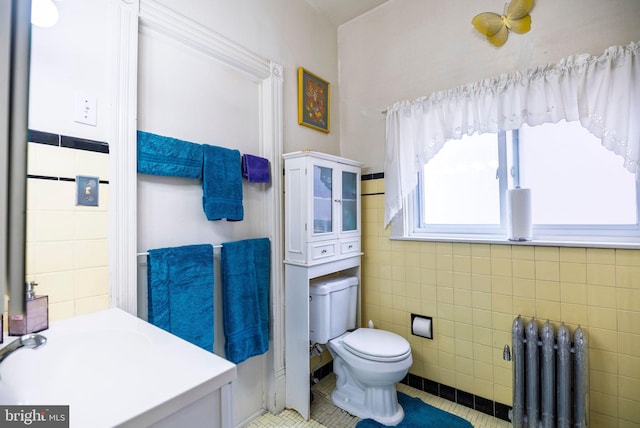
[242,154,271,183]
[202,144,244,221]
[221,238,270,364]
[147,244,214,352]
[137,130,203,178]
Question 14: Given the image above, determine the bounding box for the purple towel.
[242,154,270,183]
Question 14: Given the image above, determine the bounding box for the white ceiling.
[305,0,390,26]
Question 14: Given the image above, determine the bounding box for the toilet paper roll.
[507,188,532,241]
[412,316,432,339]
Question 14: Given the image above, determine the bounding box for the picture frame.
[298,67,330,133]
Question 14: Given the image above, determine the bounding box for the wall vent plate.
[76,175,99,206]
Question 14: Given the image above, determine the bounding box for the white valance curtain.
[384,41,640,227]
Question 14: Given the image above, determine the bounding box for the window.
[413,120,640,244]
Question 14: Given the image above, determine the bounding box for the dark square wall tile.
[61,135,109,153]
[440,384,456,402]
[28,129,58,145]
[423,379,439,396]
[407,373,423,391]
[494,402,511,421]
[474,395,494,416]
[456,390,474,409]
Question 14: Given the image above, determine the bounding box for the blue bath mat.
[356,392,473,428]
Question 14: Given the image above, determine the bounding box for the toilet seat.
[342,328,411,362]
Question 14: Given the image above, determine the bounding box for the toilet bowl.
[308,276,413,425]
[327,328,412,426]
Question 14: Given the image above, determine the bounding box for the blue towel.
[137,130,203,178]
[147,244,214,352]
[202,145,244,221]
[221,238,270,364]
[242,154,271,183]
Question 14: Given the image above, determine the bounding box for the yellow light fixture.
[31,0,59,28]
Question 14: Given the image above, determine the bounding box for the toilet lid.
[342,328,411,362]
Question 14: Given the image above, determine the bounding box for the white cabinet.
[284,151,362,265]
[283,151,363,420]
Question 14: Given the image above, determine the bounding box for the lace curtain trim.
[384,41,640,227]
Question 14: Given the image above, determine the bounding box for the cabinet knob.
[321,249,327,254]
[348,245,353,249]
[334,199,341,203]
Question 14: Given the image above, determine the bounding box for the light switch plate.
[76,175,99,206]
[74,92,97,126]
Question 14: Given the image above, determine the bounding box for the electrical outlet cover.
[76,175,99,206]
[74,93,97,126]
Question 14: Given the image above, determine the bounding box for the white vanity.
[0,308,236,428]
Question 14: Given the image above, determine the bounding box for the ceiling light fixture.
[31,0,59,28]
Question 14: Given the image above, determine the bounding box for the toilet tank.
[309,276,358,344]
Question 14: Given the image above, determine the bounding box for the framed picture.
[298,67,330,133]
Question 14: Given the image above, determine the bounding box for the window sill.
[389,234,640,250]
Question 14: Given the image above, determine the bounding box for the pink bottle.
[8,281,48,336]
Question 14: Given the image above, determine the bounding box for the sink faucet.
[0,334,47,364]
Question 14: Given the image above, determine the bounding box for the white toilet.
[309,276,413,426]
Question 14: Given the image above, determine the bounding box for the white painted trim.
[138,0,271,81]
[262,61,286,414]
[110,0,285,416]
[220,382,233,428]
[108,0,139,315]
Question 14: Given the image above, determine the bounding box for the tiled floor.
[247,373,511,427]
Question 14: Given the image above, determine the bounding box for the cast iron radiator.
[510,316,589,428]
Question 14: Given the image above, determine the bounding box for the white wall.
[29,0,110,141]
[31,0,342,156]
[136,23,268,425]
[135,1,341,424]
[152,0,342,155]
[338,0,640,173]
[28,0,341,425]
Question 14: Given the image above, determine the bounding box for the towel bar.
[137,244,223,256]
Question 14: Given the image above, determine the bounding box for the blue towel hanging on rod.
[137,130,203,179]
[221,238,270,364]
[147,244,214,352]
[202,144,244,221]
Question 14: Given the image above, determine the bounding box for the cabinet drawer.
[309,242,337,261]
[340,239,360,255]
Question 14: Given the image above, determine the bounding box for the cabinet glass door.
[341,170,358,232]
[313,165,333,234]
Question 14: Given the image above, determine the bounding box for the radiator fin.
[540,321,555,427]
[511,316,589,428]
